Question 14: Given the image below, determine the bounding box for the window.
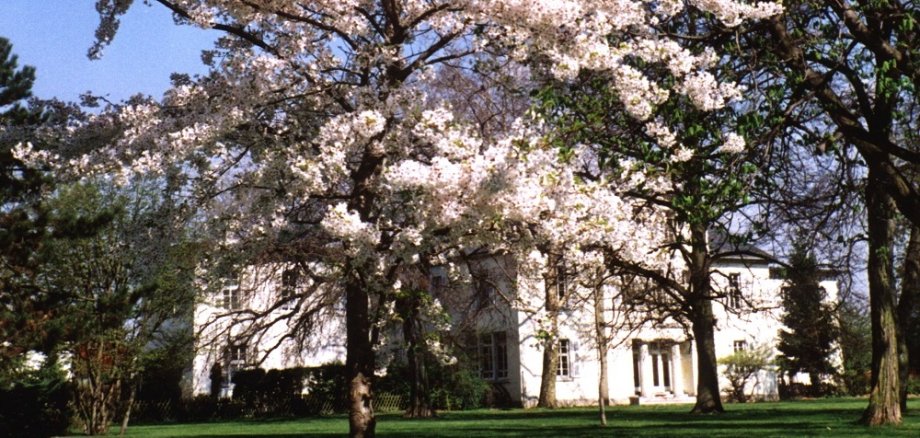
[221,286,240,310]
[648,341,671,389]
[728,273,742,308]
[632,345,641,394]
[430,273,447,294]
[734,340,747,352]
[229,344,247,363]
[281,269,298,310]
[477,332,508,380]
[475,276,496,309]
[557,339,571,378]
[224,343,249,387]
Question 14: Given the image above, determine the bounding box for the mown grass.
[110,398,920,437]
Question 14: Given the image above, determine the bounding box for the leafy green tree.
[741,2,920,425]
[535,47,769,413]
[719,345,773,403]
[0,36,51,379]
[776,245,838,395]
[38,180,195,435]
[838,299,872,396]
[0,37,39,125]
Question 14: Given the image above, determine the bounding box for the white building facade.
[188,253,837,406]
[187,263,346,397]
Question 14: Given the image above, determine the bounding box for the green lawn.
[113,399,920,437]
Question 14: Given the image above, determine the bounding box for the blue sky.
[0,1,217,103]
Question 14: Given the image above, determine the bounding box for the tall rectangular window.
[557,339,571,378]
[477,332,508,380]
[728,273,742,308]
[479,333,494,380]
[224,343,249,386]
[632,346,641,394]
[281,269,298,310]
[495,332,508,379]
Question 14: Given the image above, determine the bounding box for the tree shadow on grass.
[126,401,920,437]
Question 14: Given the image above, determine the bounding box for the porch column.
[671,343,684,396]
[639,342,654,397]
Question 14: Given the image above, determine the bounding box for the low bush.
[232,367,315,416]
[378,359,490,410]
[0,358,72,438]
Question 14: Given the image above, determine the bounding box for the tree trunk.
[898,225,920,411]
[537,251,562,408]
[346,278,376,437]
[537,329,559,408]
[809,372,821,397]
[398,291,434,418]
[594,284,608,426]
[119,382,137,436]
[861,172,901,426]
[687,223,724,414]
[689,298,724,413]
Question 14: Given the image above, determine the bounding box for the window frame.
[557,338,572,379]
[220,285,240,310]
[728,273,743,308]
[556,263,567,300]
[280,268,299,310]
[477,331,509,381]
[733,340,747,353]
[223,343,250,388]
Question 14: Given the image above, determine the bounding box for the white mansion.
[187,248,838,406]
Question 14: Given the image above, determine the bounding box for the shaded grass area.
[113,399,920,437]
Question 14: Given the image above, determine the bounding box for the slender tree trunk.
[688,223,724,414]
[594,284,608,426]
[538,251,562,408]
[399,291,434,418]
[119,381,137,436]
[898,225,920,411]
[346,278,376,437]
[861,172,901,426]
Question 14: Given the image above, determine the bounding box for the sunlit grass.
[110,398,920,437]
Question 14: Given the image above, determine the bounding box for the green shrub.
[839,369,870,396]
[906,374,920,395]
[232,367,313,417]
[302,362,347,414]
[378,359,490,410]
[719,346,772,403]
[0,357,72,438]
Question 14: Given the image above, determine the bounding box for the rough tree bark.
[537,251,563,408]
[346,278,376,437]
[689,299,723,413]
[688,223,724,414]
[861,171,901,426]
[898,225,920,411]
